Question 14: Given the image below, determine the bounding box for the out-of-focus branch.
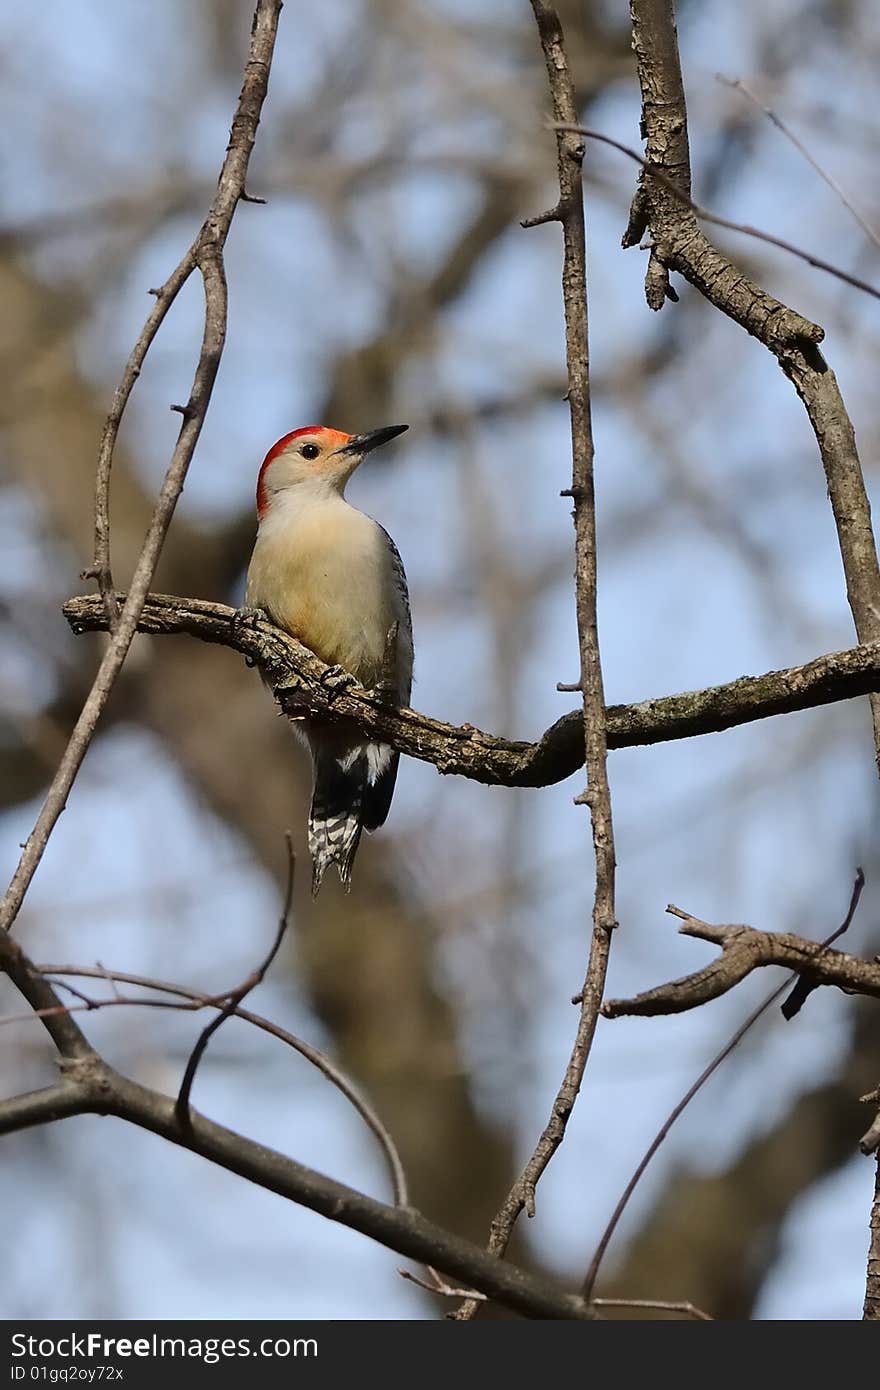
[624,0,880,768]
[0,0,283,938]
[64,591,880,785]
[603,907,880,1019]
[718,75,880,253]
[591,1297,712,1320]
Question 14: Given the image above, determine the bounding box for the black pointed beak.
[336,424,408,457]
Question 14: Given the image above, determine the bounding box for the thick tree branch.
[64,591,880,785]
[0,1082,93,1135]
[625,0,880,766]
[603,909,880,1019]
[0,0,283,936]
[0,1058,591,1318]
[93,1067,595,1318]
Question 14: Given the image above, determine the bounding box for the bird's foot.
[319,664,357,701]
[230,606,268,666]
[231,605,268,638]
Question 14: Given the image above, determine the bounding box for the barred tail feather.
[308,749,368,896]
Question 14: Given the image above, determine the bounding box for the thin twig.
[717,74,880,252]
[398,1266,487,1302]
[32,961,408,1207]
[0,1065,590,1317]
[175,837,294,1135]
[0,0,283,939]
[454,0,617,1319]
[590,1297,712,1320]
[0,921,94,1061]
[780,867,865,1018]
[552,121,880,303]
[583,871,867,1297]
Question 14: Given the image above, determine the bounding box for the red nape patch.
[255,426,351,517]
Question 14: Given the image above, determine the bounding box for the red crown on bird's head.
[257,426,353,516]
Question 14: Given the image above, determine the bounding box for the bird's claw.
[319,664,356,700]
[231,605,268,639]
[231,606,268,666]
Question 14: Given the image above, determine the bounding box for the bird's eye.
[301,443,320,460]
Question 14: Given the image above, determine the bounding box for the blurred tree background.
[1,0,879,1318]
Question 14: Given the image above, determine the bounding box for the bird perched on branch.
[243,423,412,895]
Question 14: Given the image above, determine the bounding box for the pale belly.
[246,508,397,690]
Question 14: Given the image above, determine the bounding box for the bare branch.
[0,1060,590,1318]
[0,0,284,937]
[603,907,880,1019]
[625,0,880,768]
[717,74,880,252]
[584,873,868,1296]
[107,1067,593,1319]
[0,920,587,1318]
[552,121,880,303]
[453,0,617,1319]
[0,925,94,1061]
[590,1297,712,1320]
[63,593,880,786]
[35,962,408,1208]
[866,1157,880,1319]
[0,1082,93,1136]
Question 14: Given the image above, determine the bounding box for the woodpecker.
[244,423,413,895]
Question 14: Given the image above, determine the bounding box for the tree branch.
[553,121,880,302]
[64,591,880,785]
[0,1082,93,1136]
[33,960,408,1207]
[625,0,880,768]
[865,1156,880,1319]
[0,918,592,1319]
[603,908,880,1019]
[0,926,94,1061]
[0,1042,592,1318]
[453,0,617,1318]
[0,0,284,937]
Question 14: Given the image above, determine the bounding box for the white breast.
[246,490,409,693]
